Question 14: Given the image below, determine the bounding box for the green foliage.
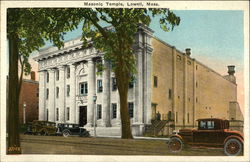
[7,8,82,75]
[8,8,180,78]
[73,8,180,77]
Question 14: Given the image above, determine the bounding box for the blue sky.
[39,10,244,110]
[43,10,244,68]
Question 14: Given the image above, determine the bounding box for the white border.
[0,1,249,162]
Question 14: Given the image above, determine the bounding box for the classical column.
[101,59,111,127]
[86,59,95,127]
[69,64,76,123]
[58,66,65,122]
[38,70,46,120]
[48,69,55,122]
[117,96,121,125]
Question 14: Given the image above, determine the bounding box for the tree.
[7,8,81,154]
[71,8,180,139]
[7,9,180,153]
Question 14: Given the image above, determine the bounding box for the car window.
[200,121,207,129]
[69,125,73,128]
[207,121,214,129]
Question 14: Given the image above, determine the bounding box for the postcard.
[0,1,249,162]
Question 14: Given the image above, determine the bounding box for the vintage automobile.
[168,118,244,156]
[26,120,57,135]
[56,123,90,137]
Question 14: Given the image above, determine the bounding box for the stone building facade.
[34,25,243,136]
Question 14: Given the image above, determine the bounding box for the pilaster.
[135,49,143,124]
[193,60,196,126]
[183,54,187,127]
[172,47,177,122]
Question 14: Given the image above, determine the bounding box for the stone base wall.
[85,124,146,136]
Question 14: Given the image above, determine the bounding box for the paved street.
[20,135,226,156]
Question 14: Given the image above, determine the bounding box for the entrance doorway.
[79,106,87,127]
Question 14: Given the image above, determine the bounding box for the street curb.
[94,135,170,141]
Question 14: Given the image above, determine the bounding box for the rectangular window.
[207,121,214,129]
[47,72,49,83]
[176,112,178,123]
[199,121,206,129]
[67,107,70,121]
[79,82,88,95]
[97,105,102,119]
[67,67,70,79]
[67,85,70,97]
[112,77,117,91]
[196,97,198,103]
[128,102,134,118]
[56,87,59,98]
[196,82,198,88]
[154,76,158,87]
[46,109,49,121]
[168,89,172,99]
[56,69,59,81]
[46,89,49,99]
[187,113,189,123]
[97,80,103,93]
[112,103,117,119]
[56,108,59,121]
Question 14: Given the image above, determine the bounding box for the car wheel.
[62,130,70,137]
[168,137,183,153]
[40,131,46,136]
[224,138,243,156]
[80,131,90,137]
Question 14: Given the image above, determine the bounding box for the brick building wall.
[19,79,39,124]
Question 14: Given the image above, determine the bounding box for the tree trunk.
[7,33,21,154]
[116,74,133,139]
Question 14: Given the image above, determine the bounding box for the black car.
[56,123,90,137]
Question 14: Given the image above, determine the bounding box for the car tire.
[62,130,70,137]
[80,131,90,137]
[168,137,183,153]
[224,138,243,156]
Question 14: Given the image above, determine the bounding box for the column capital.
[38,70,47,73]
[68,63,76,67]
[58,65,65,70]
[47,68,56,73]
[86,58,94,63]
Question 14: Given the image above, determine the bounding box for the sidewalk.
[95,135,170,141]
